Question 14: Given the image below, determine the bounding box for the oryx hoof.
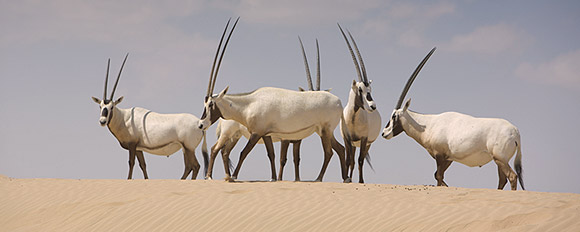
[270,178,277,182]
[225,177,235,182]
[314,178,323,182]
[205,176,212,180]
[343,178,352,183]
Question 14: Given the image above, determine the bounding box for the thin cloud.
[515,49,580,90]
[225,0,381,27]
[361,1,455,47]
[444,24,529,55]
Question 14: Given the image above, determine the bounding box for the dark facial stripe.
[101,108,109,117]
[200,108,207,120]
[366,92,373,101]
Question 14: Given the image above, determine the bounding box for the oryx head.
[199,17,239,130]
[383,47,435,139]
[91,53,129,127]
[338,23,376,112]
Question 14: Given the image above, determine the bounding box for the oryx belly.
[138,142,182,156]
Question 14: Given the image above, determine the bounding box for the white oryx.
[381,47,525,190]
[198,18,350,182]
[337,24,382,183]
[205,37,329,182]
[92,54,208,180]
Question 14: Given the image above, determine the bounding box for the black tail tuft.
[516,163,525,190]
[365,153,375,172]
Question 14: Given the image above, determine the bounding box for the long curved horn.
[395,47,436,109]
[298,36,313,91]
[337,23,363,83]
[103,58,110,100]
[110,53,129,100]
[210,17,240,96]
[207,18,231,97]
[316,38,320,91]
[347,30,368,84]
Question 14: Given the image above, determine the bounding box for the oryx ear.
[298,87,305,92]
[403,98,411,111]
[218,86,229,98]
[351,80,357,90]
[92,97,102,104]
[114,96,124,105]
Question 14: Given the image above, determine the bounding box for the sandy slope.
[1,175,579,231]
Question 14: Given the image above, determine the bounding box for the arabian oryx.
[92,54,208,180]
[205,37,333,182]
[381,48,525,190]
[337,24,382,183]
[198,18,350,182]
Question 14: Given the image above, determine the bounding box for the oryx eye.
[208,102,214,108]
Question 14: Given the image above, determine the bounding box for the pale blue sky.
[1,0,579,193]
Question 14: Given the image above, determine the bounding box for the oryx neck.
[107,106,130,141]
[216,94,250,126]
[346,87,363,113]
[400,110,430,143]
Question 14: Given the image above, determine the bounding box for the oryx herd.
[92,18,525,190]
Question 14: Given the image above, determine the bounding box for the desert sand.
[1,175,579,231]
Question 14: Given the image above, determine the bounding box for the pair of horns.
[338,23,369,85]
[298,36,320,91]
[395,47,436,109]
[207,17,240,97]
[103,53,129,101]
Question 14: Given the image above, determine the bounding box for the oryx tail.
[515,138,524,190]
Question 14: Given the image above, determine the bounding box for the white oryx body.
[205,37,336,182]
[382,47,524,190]
[201,87,348,182]
[337,24,382,183]
[200,18,348,182]
[106,107,206,157]
[92,54,207,180]
[341,83,382,147]
[387,109,521,168]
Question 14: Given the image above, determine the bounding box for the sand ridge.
[1,177,579,231]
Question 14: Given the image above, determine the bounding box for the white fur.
[382,99,523,190]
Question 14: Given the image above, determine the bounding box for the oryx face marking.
[99,100,113,126]
[382,109,403,139]
[353,81,376,113]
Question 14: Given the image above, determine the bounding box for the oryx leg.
[434,154,452,187]
[262,136,277,181]
[292,140,302,181]
[127,146,137,180]
[493,158,518,190]
[232,133,261,181]
[331,136,349,182]
[221,137,239,182]
[135,150,149,179]
[185,148,201,180]
[497,163,508,190]
[357,137,369,183]
[315,129,334,182]
[344,138,355,179]
[278,140,290,181]
[206,138,227,180]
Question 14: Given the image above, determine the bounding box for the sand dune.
[1,175,579,231]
